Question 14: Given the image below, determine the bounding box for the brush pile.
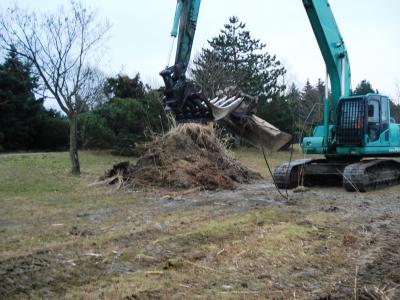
[101,124,261,190]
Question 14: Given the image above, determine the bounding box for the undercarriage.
[274,158,400,192]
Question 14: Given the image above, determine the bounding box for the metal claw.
[208,96,244,121]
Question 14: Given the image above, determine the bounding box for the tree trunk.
[69,113,80,174]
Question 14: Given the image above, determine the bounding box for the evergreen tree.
[104,74,146,100]
[79,87,168,155]
[353,80,377,95]
[192,16,286,99]
[298,79,323,126]
[286,83,303,138]
[0,50,43,150]
[257,95,293,136]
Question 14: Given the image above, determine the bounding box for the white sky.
[1,0,400,108]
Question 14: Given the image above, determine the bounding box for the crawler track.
[274,158,400,192]
[343,159,400,192]
[273,158,346,189]
[273,158,314,189]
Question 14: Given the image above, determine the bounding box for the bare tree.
[0,1,110,174]
[79,67,108,110]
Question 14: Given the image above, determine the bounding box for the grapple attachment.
[161,66,245,122]
[163,92,244,123]
[209,96,244,121]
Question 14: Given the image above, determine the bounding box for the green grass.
[0,151,131,196]
[0,151,138,257]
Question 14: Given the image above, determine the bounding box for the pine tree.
[104,74,146,100]
[353,80,377,95]
[0,49,44,150]
[192,16,286,99]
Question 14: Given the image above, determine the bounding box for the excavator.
[161,0,400,192]
[274,0,400,192]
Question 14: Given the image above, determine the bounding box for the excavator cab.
[336,94,391,148]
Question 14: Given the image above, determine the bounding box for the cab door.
[366,96,389,146]
[380,97,390,146]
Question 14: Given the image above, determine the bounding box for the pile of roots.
[101,124,261,190]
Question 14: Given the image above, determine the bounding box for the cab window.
[381,97,389,125]
[368,100,379,123]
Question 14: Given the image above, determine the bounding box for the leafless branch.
[0,1,111,116]
[0,1,111,173]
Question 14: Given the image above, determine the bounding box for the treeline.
[0,51,69,151]
[79,79,168,155]
[2,15,400,155]
[2,49,400,155]
[0,50,168,154]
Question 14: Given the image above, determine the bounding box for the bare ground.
[1,180,400,299]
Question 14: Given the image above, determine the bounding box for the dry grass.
[234,144,309,177]
[1,149,398,299]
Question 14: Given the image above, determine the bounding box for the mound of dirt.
[101,124,261,190]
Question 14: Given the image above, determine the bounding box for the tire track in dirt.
[357,225,400,298]
[0,225,172,298]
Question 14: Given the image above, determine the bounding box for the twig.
[217,248,225,255]
[84,252,102,257]
[337,168,360,193]
[145,271,164,275]
[354,265,358,300]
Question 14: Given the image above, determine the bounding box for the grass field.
[0,152,135,257]
[0,149,399,299]
[0,149,302,259]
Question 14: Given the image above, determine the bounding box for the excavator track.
[275,158,400,192]
[274,158,316,189]
[343,159,400,192]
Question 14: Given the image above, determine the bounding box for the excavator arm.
[303,0,351,106]
[160,0,244,122]
[160,0,291,152]
[303,0,351,149]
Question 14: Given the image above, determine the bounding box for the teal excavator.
[274,0,400,192]
[161,0,400,192]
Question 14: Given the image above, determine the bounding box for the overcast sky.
[1,0,400,107]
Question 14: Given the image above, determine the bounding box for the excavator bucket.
[212,94,292,152]
[220,114,292,153]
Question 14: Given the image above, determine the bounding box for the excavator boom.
[160,0,243,123]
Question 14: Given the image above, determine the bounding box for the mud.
[1,183,400,299]
[0,249,107,298]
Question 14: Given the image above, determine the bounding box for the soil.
[101,124,261,190]
[1,183,400,299]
